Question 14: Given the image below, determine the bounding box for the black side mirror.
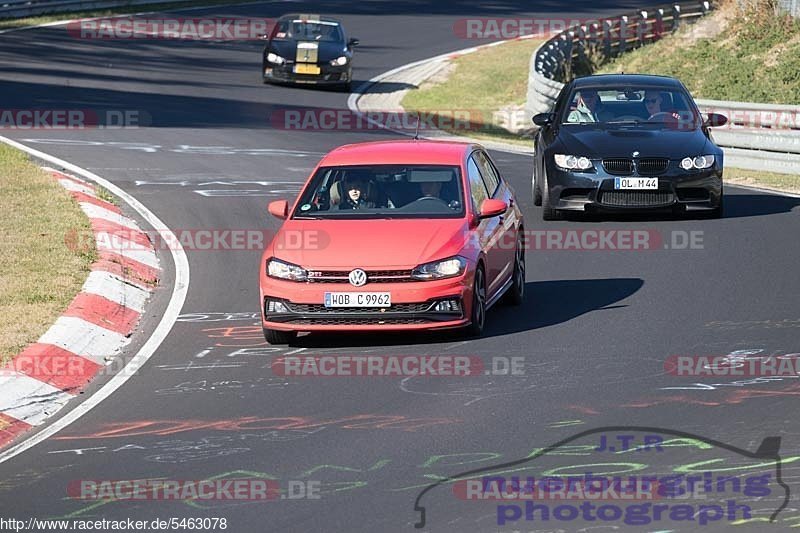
[348,38,360,47]
[532,113,554,127]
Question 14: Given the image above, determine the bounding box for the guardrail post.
[603,19,613,57]
[654,8,665,39]
[672,4,682,31]
[619,15,629,54]
[637,10,648,45]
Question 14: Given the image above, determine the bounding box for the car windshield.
[561,86,701,126]
[292,165,465,219]
[273,20,344,42]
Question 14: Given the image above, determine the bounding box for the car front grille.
[288,318,432,326]
[602,158,634,175]
[306,269,415,283]
[636,158,669,175]
[600,191,675,207]
[285,302,434,314]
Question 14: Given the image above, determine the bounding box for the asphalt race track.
[2,1,800,531]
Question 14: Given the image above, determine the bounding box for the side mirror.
[478,198,507,219]
[704,112,728,127]
[268,200,289,219]
[348,38,360,47]
[532,113,554,127]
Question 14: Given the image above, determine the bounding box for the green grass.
[0,0,258,29]
[725,167,800,193]
[597,3,800,104]
[0,145,95,364]
[402,38,543,144]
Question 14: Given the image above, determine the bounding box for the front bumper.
[260,276,471,332]
[263,62,351,85]
[545,161,723,212]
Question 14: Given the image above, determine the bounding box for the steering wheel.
[410,196,450,207]
[613,115,643,121]
[648,112,676,122]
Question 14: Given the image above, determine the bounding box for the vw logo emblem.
[632,151,640,157]
[348,269,367,287]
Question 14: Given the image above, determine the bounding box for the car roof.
[572,74,683,89]
[277,14,342,25]
[319,140,475,167]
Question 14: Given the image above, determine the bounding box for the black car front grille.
[285,302,434,314]
[637,158,669,175]
[602,158,634,175]
[307,269,415,283]
[600,191,675,207]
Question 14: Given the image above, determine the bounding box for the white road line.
[0,136,190,465]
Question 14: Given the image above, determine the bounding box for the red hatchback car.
[259,140,525,344]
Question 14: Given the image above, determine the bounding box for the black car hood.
[554,126,710,158]
[268,39,347,63]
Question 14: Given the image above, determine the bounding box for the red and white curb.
[0,168,160,448]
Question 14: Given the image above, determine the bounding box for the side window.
[467,156,489,212]
[473,151,500,197]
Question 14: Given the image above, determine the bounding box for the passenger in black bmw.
[532,74,728,220]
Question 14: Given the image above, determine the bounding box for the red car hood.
[272,218,470,269]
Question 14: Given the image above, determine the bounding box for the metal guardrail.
[525,1,800,174]
[0,0,180,19]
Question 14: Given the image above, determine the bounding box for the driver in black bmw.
[532,74,727,220]
[261,14,358,91]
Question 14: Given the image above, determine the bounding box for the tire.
[504,234,525,306]
[464,265,487,337]
[263,328,297,345]
[541,173,563,221]
[532,166,543,207]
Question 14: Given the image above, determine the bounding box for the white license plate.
[324,292,391,308]
[615,177,658,190]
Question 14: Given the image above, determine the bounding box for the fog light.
[434,299,462,313]
[264,68,272,75]
[266,300,289,313]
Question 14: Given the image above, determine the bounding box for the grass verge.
[725,167,800,194]
[401,38,543,146]
[0,0,257,30]
[596,0,800,104]
[0,145,96,364]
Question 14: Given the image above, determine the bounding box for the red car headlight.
[411,256,467,281]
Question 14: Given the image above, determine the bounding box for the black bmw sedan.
[261,14,358,91]
[531,74,727,220]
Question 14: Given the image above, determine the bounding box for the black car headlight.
[554,154,593,171]
[330,56,349,66]
[411,256,467,281]
[266,52,286,65]
[680,155,715,170]
[267,258,307,281]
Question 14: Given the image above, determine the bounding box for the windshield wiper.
[292,215,324,220]
[606,120,642,125]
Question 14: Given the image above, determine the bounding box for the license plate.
[615,177,658,190]
[324,292,391,308]
[294,64,320,75]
